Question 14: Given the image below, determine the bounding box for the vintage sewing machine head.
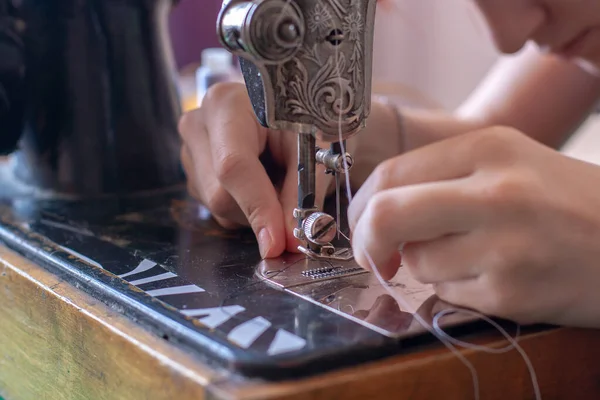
[217,0,377,260]
[217,0,376,141]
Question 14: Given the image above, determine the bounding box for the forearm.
[349,45,600,189]
[458,44,600,148]
[403,46,600,152]
[347,102,483,189]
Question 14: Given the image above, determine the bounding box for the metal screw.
[278,20,300,44]
[326,29,344,46]
[303,212,337,245]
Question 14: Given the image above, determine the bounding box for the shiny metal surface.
[217,0,477,341]
[297,243,354,261]
[257,253,473,337]
[219,0,305,63]
[303,212,337,245]
[316,147,354,173]
[218,0,376,142]
[297,132,317,223]
[218,0,376,262]
[257,252,368,288]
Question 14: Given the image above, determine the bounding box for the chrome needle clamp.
[216,0,377,260]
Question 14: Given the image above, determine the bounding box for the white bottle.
[196,48,237,106]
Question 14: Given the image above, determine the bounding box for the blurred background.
[171,0,599,163]
[170,0,221,70]
[170,0,499,110]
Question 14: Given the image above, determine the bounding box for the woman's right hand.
[178,82,333,258]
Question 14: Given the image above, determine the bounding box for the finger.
[183,145,243,229]
[409,294,441,327]
[433,278,498,317]
[180,122,247,227]
[434,271,533,323]
[212,215,245,230]
[348,134,477,232]
[181,144,196,192]
[205,106,285,259]
[361,250,402,278]
[182,144,206,200]
[352,180,482,280]
[181,143,192,171]
[402,232,482,284]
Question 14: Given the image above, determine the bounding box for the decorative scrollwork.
[278,52,358,130]
[221,0,375,140]
[344,3,365,94]
[343,12,363,42]
[307,3,332,35]
[274,0,368,135]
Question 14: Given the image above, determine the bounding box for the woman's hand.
[348,127,600,327]
[178,82,333,258]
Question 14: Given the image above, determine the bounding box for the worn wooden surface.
[210,327,600,400]
[0,245,221,400]
[2,244,600,400]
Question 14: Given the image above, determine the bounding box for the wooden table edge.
[2,244,599,400]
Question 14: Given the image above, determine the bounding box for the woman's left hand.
[348,127,600,328]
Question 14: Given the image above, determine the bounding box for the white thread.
[433,308,541,399]
[339,229,351,241]
[433,309,520,354]
[338,102,542,400]
[328,4,541,397]
[250,1,543,397]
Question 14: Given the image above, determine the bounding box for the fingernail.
[258,228,272,258]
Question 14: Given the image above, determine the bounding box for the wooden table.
[2,244,600,400]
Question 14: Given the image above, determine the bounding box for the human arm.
[178,45,600,260]
[348,45,600,189]
[344,47,600,328]
[348,127,600,328]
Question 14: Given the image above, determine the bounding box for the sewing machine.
[214,0,473,335]
[219,0,365,262]
[1,1,600,399]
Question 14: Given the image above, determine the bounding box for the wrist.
[321,98,407,197]
[400,107,489,151]
[373,96,406,154]
[344,98,405,189]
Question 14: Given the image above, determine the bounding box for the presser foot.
[294,208,353,262]
[298,244,353,262]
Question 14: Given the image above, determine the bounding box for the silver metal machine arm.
[217,0,377,260]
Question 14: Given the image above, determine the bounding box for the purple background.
[169,0,222,69]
